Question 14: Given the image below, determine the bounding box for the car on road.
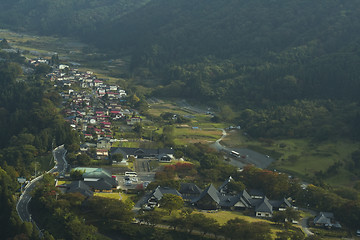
[125,180,132,186]
[143,181,150,188]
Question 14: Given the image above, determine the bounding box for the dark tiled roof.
[151,186,182,201]
[269,198,292,209]
[84,178,116,191]
[254,197,273,213]
[193,184,220,204]
[314,213,332,225]
[110,147,174,157]
[218,176,234,192]
[238,190,253,207]
[179,183,202,195]
[219,195,241,207]
[320,212,334,219]
[218,189,253,208]
[249,189,265,197]
[67,180,93,197]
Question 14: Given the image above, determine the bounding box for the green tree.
[133,122,143,137]
[111,153,124,162]
[161,125,175,147]
[0,39,10,49]
[159,194,184,215]
[138,210,164,226]
[70,170,84,180]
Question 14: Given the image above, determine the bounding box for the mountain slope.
[93,0,360,103]
[0,0,150,37]
[1,0,360,108]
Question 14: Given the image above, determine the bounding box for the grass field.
[173,127,222,145]
[195,209,271,225]
[0,28,127,85]
[148,103,193,117]
[221,130,360,186]
[147,102,225,145]
[111,141,141,148]
[94,192,134,202]
[158,208,295,239]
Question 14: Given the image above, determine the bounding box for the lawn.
[173,127,222,145]
[56,180,70,186]
[94,192,134,202]
[195,210,271,225]
[111,141,141,148]
[146,101,225,145]
[159,208,290,239]
[147,103,193,117]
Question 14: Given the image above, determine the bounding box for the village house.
[71,167,118,193]
[110,147,174,161]
[145,186,182,209]
[127,116,141,125]
[314,212,342,229]
[96,149,108,159]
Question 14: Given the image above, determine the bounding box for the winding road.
[16,145,68,223]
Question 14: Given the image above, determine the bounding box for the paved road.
[211,129,274,169]
[16,176,40,222]
[16,145,68,222]
[120,159,155,190]
[298,208,316,236]
[176,99,209,114]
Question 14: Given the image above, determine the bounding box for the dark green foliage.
[221,218,271,240]
[0,167,23,238]
[30,175,103,240]
[1,0,360,141]
[0,60,79,176]
[159,194,183,215]
[238,100,360,140]
[0,52,80,239]
[0,39,11,49]
[138,211,164,226]
[0,0,150,40]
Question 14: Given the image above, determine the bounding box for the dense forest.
[0,0,150,38]
[0,43,79,239]
[1,0,360,141]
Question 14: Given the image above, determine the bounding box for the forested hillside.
[0,0,150,37]
[0,45,79,238]
[1,0,360,103]
[1,0,360,141]
[102,0,360,102]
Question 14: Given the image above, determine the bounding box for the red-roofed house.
[101,122,111,128]
[94,80,103,87]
